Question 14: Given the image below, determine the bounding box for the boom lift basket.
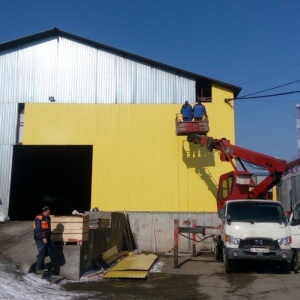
[175,114,209,136]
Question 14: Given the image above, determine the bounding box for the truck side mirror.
[293,210,300,220]
[218,208,225,219]
[226,214,232,225]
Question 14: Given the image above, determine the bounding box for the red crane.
[175,115,298,214]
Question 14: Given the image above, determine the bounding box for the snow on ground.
[0,260,87,300]
[150,261,165,273]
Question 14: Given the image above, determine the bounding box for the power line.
[237,90,300,100]
[242,62,300,85]
[240,79,300,98]
[225,90,300,102]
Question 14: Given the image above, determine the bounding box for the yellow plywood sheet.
[104,270,148,279]
[110,254,157,271]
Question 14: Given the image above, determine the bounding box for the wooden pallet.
[51,215,89,243]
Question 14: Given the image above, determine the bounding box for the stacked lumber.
[51,215,89,243]
[84,211,111,229]
[99,218,110,228]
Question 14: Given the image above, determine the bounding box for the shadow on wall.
[182,141,218,197]
[49,224,66,275]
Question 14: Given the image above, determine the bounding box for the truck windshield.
[227,202,287,224]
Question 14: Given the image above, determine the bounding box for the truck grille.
[239,238,278,250]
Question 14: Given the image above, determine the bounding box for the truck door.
[290,203,300,249]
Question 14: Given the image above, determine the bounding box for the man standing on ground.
[33,206,53,274]
[193,97,208,121]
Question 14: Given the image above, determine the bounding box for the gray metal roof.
[0,28,242,98]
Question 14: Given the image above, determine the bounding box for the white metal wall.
[0,35,196,216]
[0,37,195,104]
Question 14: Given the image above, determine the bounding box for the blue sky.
[1,0,300,161]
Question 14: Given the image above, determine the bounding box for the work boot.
[36,269,44,275]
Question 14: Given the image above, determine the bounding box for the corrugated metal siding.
[0,36,195,105]
[23,86,234,212]
[291,174,300,207]
[104,253,157,279]
[277,176,292,211]
[96,45,195,104]
[0,38,58,103]
[278,173,300,211]
[104,270,149,279]
[0,103,18,215]
[0,145,13,214]
[109,254,157,270]
[0,103,18,144]
[56,38,98,103]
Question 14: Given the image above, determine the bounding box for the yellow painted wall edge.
[23,85,235,212]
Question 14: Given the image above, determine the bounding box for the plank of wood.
[51,215,89,223]
[52,229,89,234]
[51,232,88,242]
[52,222,89,230]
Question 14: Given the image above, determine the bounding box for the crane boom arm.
[189,135,289,206]
[206,137,287,174]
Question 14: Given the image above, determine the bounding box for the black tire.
[292,250,299,273]
[223,248,234,273]
[278,262,291,274]
[215,245,223,261]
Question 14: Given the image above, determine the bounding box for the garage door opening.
[9,145,93,220]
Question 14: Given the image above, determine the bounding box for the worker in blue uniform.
[180,100,193,121]
[193,97,208,121]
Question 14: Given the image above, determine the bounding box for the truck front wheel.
[278,262,291,274]
[223,248,234,273]
[215,245,223,261]
[292,249,299,273]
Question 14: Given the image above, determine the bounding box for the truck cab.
[218,199,293,273]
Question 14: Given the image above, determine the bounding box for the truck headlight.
[277,236,292,247]
[225,235,240,245]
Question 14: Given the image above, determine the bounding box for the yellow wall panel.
[23,87,235,212]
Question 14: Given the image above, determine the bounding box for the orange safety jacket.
[33,214,51,240]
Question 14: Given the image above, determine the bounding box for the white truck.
[217,199,297,273]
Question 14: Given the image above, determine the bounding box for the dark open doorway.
[9,145,93,220]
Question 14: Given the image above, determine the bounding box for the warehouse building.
[0,28,241,251]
